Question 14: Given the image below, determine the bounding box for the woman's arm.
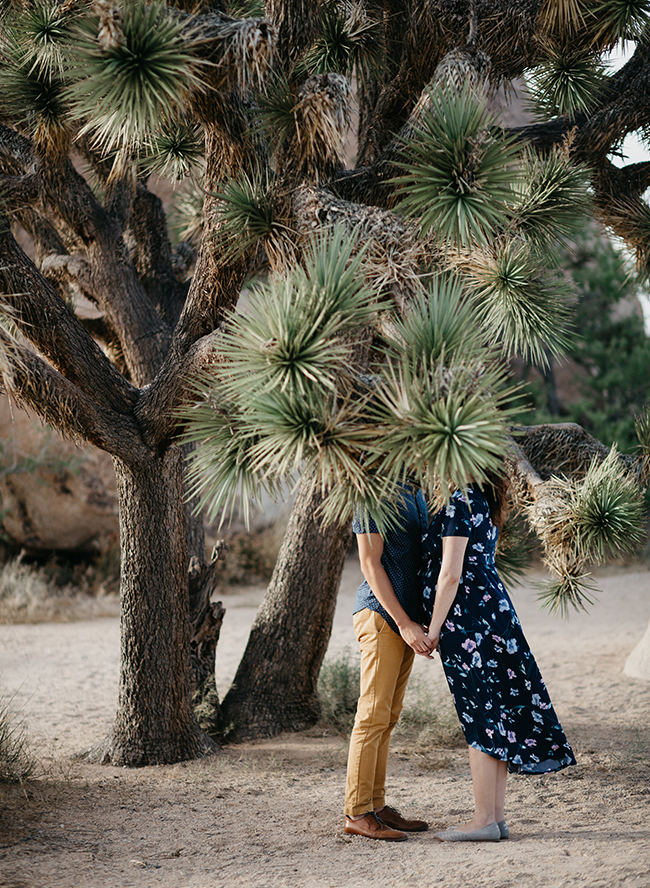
[356,533,434,656]
[426,535,469,652]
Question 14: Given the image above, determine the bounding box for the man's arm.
[356,533,434,657]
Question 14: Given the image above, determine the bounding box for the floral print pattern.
[422,487,576,775]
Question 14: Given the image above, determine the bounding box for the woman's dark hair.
[480,467,510,528]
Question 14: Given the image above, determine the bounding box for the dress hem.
[467,741,576,775]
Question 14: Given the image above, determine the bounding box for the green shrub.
[317,649,360,736]
[395,674,465,749]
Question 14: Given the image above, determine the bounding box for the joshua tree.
[0,0,648,761]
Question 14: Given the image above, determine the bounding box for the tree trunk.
[91,446,215,765]
[220,478,352,741]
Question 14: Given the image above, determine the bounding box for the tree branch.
[135,330,225,449]
[265,0,318,73]
[0,330,149,461]
[0,122,35,170]
[0,174,40,211]
[0,219,138,414]
[0,125,173,382]
[130,183,190,329]
[40,253,95,295]
[292,184,437,295]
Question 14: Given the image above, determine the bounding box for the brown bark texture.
[93,449,215,766]
[220,478,353,741]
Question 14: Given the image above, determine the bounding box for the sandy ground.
[1,556,649,888]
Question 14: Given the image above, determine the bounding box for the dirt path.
[1,559,649,888]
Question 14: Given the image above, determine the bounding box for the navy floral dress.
[422,487,576,774]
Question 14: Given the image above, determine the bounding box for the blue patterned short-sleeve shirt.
[352,484,428,634]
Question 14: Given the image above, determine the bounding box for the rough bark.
[220,478,352,741]
[91,447,215,766]
[188,545,228,698]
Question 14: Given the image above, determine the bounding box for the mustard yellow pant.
[344,608,415,817]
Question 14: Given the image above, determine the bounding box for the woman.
[422,471,575,842]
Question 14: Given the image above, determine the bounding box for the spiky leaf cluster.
[591,0,650,44]
[0,1,75,155]
[215,231,379,399]
[9,0,73,78]
[494,514,533,587]
[527,45,605,119]
[305,1,382,81]
[532,447,646,614]
[571,447,646,562]
[142,119,204,182]
[181,235,516,531]
[67,0,203,151]
[511,147,593,250]
[254,71,297,156]
[393,84,521,246]
[364,358,515,504]
[463,240,572,365]
[537,571,599,618]
[212,170,280,262]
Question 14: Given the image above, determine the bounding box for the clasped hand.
[400,620,436,657]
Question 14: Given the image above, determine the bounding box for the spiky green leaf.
[305,1,383,81]
[67,0,202,152]
[464,241,572,365]
[571,447,646,561]
[180,382,284,527]
[142,119,204,182]
[212,169,278,262]
[527,45,605,119]
[365,359,516,499]
[495,515,533,586]
[386,275,485,370]
[253,71,296,156]
[592,0,650,43]
[393,84,521,246]
[512,147,592,249]
[536,573,598,617]
[5,0,75,78]
[216,230,379,400]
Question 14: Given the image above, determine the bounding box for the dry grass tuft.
[0,553,120,624]
[0,686,34,783]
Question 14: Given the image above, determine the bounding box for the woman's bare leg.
[453,746,503,831]
[495,759,508,822]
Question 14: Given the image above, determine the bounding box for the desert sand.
[1,556,649,888]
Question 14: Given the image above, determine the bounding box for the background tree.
[518,230,650,455]
[0,0,649,760]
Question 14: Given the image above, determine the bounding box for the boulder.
[624,618,650,682]
[0,398,118,554]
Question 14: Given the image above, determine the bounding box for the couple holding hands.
[344,466,575,842]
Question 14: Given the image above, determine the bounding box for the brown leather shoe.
[344,812,407,841]
[377,805,429,832]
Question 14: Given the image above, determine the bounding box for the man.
[344,483,433,841]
